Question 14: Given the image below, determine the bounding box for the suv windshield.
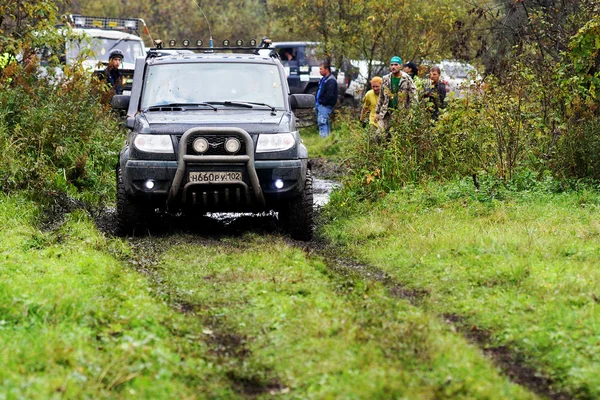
[141,62,285,109]
[67,37,145,64]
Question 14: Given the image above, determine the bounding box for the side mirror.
[111,94,130,111]
[289,94,315,110]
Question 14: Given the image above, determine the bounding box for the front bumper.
[121,129,306,211]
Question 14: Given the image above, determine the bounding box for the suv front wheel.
[279,169,314,241]
[116,167,152,235]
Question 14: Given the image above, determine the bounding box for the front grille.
[177,134,247,156]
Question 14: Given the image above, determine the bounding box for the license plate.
[188,171,242,183]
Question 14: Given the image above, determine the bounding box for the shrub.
[0,63,123,203]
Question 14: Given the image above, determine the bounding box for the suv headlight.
[133,134,174,153]
[256,133,295,153]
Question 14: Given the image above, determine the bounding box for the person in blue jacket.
[314,61,338,138]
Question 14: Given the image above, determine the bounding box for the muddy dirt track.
[40,160,569,399]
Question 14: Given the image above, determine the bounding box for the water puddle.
[313,178,341,207]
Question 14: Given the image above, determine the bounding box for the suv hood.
[137,110,290,135]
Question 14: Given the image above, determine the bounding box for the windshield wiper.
[206,101,276,112]
[244,102,276,112]
[105,38,126,54]
[144,102,217,111]
[206,101,253,108]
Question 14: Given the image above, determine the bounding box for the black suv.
[111,40,316,240]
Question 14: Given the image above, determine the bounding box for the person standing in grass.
[315,61,338,138]
[360,76,382,129]
[422,66,446,120]
[374,56,417,133]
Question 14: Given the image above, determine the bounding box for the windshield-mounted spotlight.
[222,39,230,47]
[196,39,203,47]
[168,39,176,47]
[236,39,243,47]
[249,39,257,46]
[182,39,190,47]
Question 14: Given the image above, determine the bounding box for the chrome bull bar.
[166,127,266,210]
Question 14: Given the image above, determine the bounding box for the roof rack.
[147,37,278,58]
[65,14,149,37]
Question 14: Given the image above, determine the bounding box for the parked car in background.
[438,60,481,98]
[63,15,150,93]
[343,59,386,104]
[270,41,346,97]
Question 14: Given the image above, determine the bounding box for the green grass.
[321,179,600,397]
[0,194,235,399]
[0,192,537,398]
[300,111,360,162]
[157,235,535,399]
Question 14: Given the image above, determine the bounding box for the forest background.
[0,0,600,195]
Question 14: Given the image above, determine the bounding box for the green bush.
[0,63,123,203]
[335,45,600,207]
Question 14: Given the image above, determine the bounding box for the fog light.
[145,180,155,189]
[274,179,284,189]
[193,137,209,153]
[225,137,241,154]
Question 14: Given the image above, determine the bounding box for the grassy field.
[0,193,537,398]
[0,195,236,398]
[322,178,600,398]
[155,235,534,398]
[2,116,596,398]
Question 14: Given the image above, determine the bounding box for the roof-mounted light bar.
[66,14,148,36]
[158,37,264,50]
[146,37,276,58]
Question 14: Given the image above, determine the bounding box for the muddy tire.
[280,169,314,241]
[116,167,150,235]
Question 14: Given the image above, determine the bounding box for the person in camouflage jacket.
[375,56,417,133]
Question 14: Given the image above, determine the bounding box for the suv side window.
[278,47,297,65]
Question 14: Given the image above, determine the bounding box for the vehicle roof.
[270,41,318,48]
[146,51,279,65]
[70,28,143,41]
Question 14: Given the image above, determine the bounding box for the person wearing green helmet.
[375,55,417,135]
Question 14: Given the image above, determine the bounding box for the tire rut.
[304,236,571,400]
[126,234,289,397]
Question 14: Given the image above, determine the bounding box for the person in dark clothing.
[104,49,124,94]
[315,61,338,137]
[422,66,446,120]
[403,61,418,80]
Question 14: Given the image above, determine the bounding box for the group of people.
[313,55,447,138]
[359,56,447,133]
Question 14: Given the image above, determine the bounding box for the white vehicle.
[438,60,481,98]
[67,28,146,71]
[343,59,386,103]
[60,15,150,93]
[63,15,149,71]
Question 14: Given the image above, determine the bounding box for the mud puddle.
[313,178,341,207]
